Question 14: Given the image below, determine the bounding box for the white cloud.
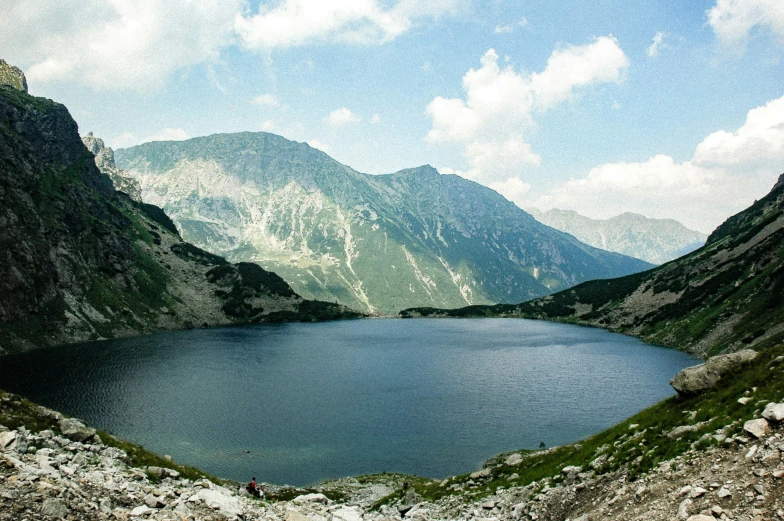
[307,139,332,153]
[694,95,784,168]
[0,0,244,91]
[529,36,629,110]
[235,0,462,49]
[252,94,281,107]
[260,120,276,132]
[707,0,784,50]
[371,113,382,124]
[325,107,361,127]
[425,36,629,198]
[488,177,532,206]
[647,31,666,57]
[531,95,784,233]
[494,25,513,34]
[109,127,191,149]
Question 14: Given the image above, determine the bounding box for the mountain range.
[111,133,651,315]
[527,208,707,265]
[404,173,784,357]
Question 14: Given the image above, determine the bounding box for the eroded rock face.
[0,59,27,93]
[670,349,758,395]
[81,133,143,201]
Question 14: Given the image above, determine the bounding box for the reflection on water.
[0,318,697,486]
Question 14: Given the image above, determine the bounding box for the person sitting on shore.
[246,477,260,498]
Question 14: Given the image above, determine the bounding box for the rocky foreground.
[1,385,783,521]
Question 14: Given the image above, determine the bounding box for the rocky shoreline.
[2,383,783,521]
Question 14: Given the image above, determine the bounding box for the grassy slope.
[402,175,784,357]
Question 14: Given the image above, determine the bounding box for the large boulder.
[670,349,757,395]
[197,487,244,518]
[40,498,69,518]
[0,430,17,450]
[762,402,784,422]
[744,418,770,439]
[58,418,96,442]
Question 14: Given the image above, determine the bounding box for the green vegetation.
[266,300,364,322]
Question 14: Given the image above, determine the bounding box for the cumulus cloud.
[707,0,784,50]
[488,177,532,206]
[494,25,514,34]
[425,36,629,204]
[252,94,281,107]
[371,113,382,124]
[0,0,243,91]
[647,31,666,57]
[0,0,461,91]
[531,95,784,233]
[325,107,361,127]
[110,127,191,149]
[235,0,462,49]
[307,139,332,153]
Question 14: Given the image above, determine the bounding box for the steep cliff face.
[405,174,784,357]
[81,133,143,200]
[0,81,356,354]
[528,208,707,265]
[114,133,651,314]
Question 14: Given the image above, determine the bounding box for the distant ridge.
[113,132,652,314]
[527,208,707,265]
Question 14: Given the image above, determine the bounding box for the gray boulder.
[668,425,698,439]
[670,349,757,395]
[762,402,784,422]
[58,418,96,442]
[41,498,69,518]
[744,418,770,439]
[0,430,17,450]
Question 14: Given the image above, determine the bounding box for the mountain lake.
[0,318,698,486]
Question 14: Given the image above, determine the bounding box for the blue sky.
[2,0,783,233]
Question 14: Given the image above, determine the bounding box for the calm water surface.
[0,319,697,486]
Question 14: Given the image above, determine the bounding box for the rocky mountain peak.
[82,133,143,201]
[0,59,27,93]
[775,172,784,191]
